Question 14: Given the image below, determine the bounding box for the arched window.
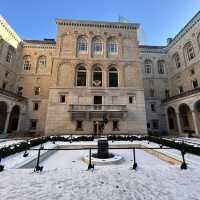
[157,60,165,74]
[76,65,87,86]
[173,53,181,68]
[108,66,118,87]
[0,38,3,57]
[77,36,88,54]
[107,37,118,55]
[92,37,103,55]
[6,46,15,63]
[23,55,31,70]
[197,33,200,50]
[37,56,46,72]
[92,65,102,87]
[144,60,152,74]
[184,41,195,61]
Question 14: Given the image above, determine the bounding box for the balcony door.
[93,121,104,137]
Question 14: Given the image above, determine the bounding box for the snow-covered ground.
[0,140,200,200]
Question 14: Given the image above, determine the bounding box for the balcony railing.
[69,104,127,112]
[69,104,127,120]
[0,88,27,101]
[162,87,200,103]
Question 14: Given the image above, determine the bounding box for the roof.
[56,18,140,30]
[23,39,56,44]
[167,10,200,49]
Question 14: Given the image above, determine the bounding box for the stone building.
[0,10,200,137]
[0,17,147,136]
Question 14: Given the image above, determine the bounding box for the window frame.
[144,60,152,74]
[76,65,87,87]
[23,55,32,71]
[184,42,195,61]
[92,65,102,87]
[157,60,165,74]
[77,37,88,54]
[108,67,118,87]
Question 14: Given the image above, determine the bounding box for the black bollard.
[132,148,137,170]
[34,149,43,172]
[23,150,29,157]
[0,150,4,172]
[180,149,187,170]
[88,148,94,170]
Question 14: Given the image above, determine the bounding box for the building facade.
[0,11,200,136]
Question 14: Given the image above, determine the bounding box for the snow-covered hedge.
[0,137,49,159]
[148,136,200,156]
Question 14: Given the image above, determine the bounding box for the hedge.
[0,135,200,159]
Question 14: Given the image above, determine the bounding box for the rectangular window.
[76,121,83,131]
[150,89,155,97]
[77,71,86,86]
[165,89,170,98]
[60,95,66,103]
[109,73,118,87]
[192,80,198,89]
[2,82,6,89]
[151,103,156,112]
[33,102,39,111]
[113,121,119,131]
[30,119,37,130]
[152,120,159,129]
[94,96,102,105]
[34,87,40,96]
[129,96,135,104]
[178,86,184,94]
[17,87,23,96]
[190,69,195,75]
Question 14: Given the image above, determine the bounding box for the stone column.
[17,112,24,132]
[3,111,11,134]
[191,110,199,135]
[165,110,170,134]
[176,112,182,134]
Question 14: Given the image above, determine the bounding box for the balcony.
[69,104,127,120]
[162,87,200,103]
[0,88,27,102]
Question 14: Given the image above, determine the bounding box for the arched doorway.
[8,105,20,132]
[179,104,194,134]
[167,107,178,134]
[0,101,7,133]
[194,100,200,134]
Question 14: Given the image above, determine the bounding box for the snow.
[0,140,25,148]
[0,140,200,200]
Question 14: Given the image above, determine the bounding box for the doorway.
[93,121,104,137]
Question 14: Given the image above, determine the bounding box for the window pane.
[93,71,102,86]
[77,71,86,86]
[109,72,118,87]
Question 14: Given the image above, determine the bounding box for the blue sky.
[1,0,200,45]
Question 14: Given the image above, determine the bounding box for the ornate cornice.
[167,10,200,50]
[56,19,140,30]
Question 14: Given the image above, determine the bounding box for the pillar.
[191,110,199,135]
[3,111,11,134]
[176,112,182,134]
[165,109,170,134]
[17,112,24,132]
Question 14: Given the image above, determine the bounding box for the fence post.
[132,148,137,170]
[0,150,4,172]
[88,148,94,170]
[34,148,43,172]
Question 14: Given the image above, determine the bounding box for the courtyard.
[0,137,200,200]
